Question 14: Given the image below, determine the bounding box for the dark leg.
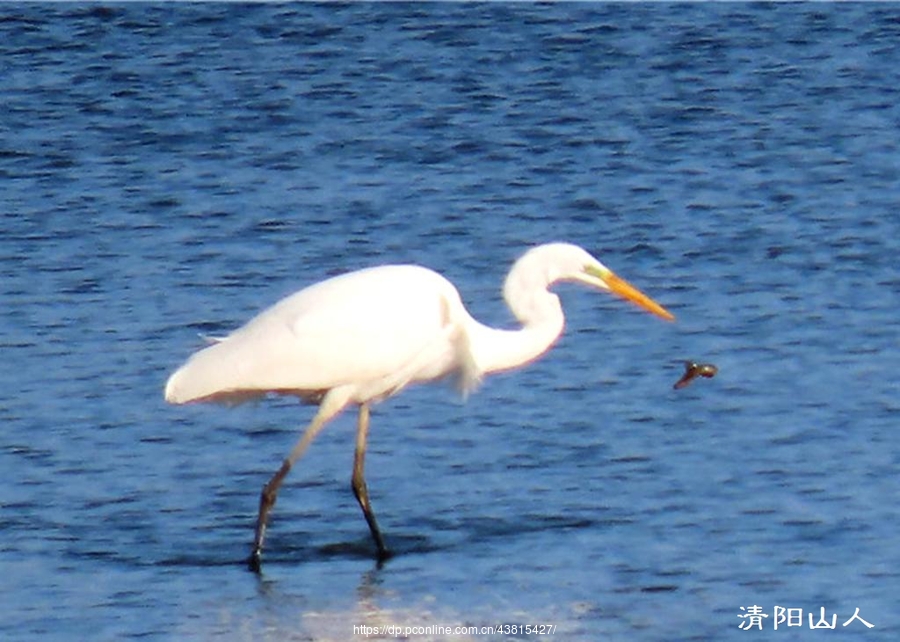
[248,391,348,572]
[248,460,291,572]
[352,403,389,560]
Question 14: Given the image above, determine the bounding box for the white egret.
[164,242,674,570]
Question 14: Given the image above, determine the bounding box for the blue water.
[2,3,899,640]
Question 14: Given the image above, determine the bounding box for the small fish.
[673,361,718,390]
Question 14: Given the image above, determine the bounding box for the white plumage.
[164,242,673,569]
[165,265,482,405]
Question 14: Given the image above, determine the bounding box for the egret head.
[509,243,675,322]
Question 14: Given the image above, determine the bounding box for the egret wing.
[165,265,475,404]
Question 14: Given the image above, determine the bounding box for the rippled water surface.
[2,3,899,640]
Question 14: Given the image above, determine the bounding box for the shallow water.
[2,3,899,640]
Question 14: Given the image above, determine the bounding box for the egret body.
[164,243,673,570]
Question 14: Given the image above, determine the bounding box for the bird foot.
[247,549,263,574]
[375,546,393,566]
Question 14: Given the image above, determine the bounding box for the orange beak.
[594,269,675,321]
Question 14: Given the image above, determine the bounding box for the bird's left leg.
[352,403,389,560]
[248,388,349,572]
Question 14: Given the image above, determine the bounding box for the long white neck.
[465,258,566,375]
[467,312,564,376]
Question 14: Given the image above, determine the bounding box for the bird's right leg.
[352,403,389,561]
[248,389,349,572]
